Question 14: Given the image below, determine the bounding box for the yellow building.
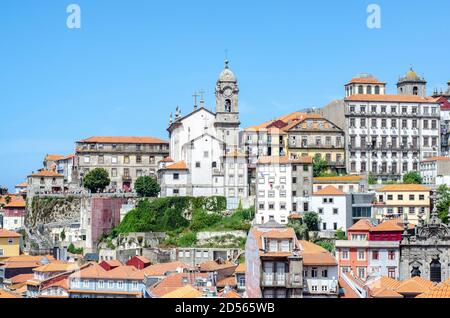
[374,184,431,225]
[0,228,22,259]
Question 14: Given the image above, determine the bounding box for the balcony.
[122,175,132,181]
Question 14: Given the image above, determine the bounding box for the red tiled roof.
[299,240,337,266]
[142,261,190,277]
[163,161,188,170]
[313,185,346,196]
[345,94,437,103]
[78,136,168,144]
[0,229,22,238]
[257,156,313,165]
[348,219,374,232]
[28,170,64,178]
[149,272,210,297]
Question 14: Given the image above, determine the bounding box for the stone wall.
[26,196,81,228]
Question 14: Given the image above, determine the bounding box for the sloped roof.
[161,285,203,298]
[313,185,346,196]
[5,198,26,208]
[162,161,188,170]
[78,136,168,144]
[142,261,190,277]
[28,170,64,178]
[377,184,431,192]
[371,219,413,232]
[371,287,403,298]
[149,272,209,297]
[345,94,437,103]
[0,229,22,238]
[396,276,435,294]
[313,175,363,183]
[257,156,313,165]
[234,263,245,274]
[348,219,374,232]
[299,240,337,266]
[416,279,450,298]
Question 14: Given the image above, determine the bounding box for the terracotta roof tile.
[0,229,22,238]
[234,263,245,274]
[299,240,337,266]
[149,272,210,297]
[199,260,237,272]
[377,184,431,192]
[160,157,174,163]
[28,170,64,178]
[421,156,450,162]
[396,276,435,294]
[161,285,202,298]
[348,219,374,232]
[78,136,168,144]
[162,161,188,170]
[33,262,80,273]
[15,182,28,188]
[219,289,242,298]
[313,175,364,182]
[216,276,237,288]
[9,273,34,284]
[142,261,190,277]
[45,154,64,162]
[313,185,346,196]
[5,198,26,208]
[347,77,385,85]
[345,94,437,103]
[371,287,403,298]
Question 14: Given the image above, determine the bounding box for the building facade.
[255,156,313,225]
[374,184,431,225]
[420,156,450,186]
[344,71,440,183]
[76,136,169,191]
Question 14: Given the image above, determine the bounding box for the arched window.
[375,85,380,94]
[225,99,232,112]
[367,86,372,94]
[430,259,442,283]
[358,85,363,94]
[413,86,419,95]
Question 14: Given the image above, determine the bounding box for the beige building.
[373,184,431,225]
[76,136,169,191]
[313,175,367,194]
[27,170,65,196]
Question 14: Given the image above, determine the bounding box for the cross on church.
[198,89,205,101]
[192,91,200,108]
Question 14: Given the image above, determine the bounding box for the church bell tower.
[215,60,240,152]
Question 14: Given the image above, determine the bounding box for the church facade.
[399,200,450,283]
[158,61,248,206]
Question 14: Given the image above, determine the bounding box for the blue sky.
[1,0,450,191]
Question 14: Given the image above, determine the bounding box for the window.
[322,222,327,230]
[83,280,89,288]
[111,156,118,164]
[195,162,201,168]
[333,223,338,230]
[322,269,328,278]
[124,156,130,164]
[333,208,338,215]
[357,249,365,260]
[84,156,90,164]
[98,280,104,289]
[132,281,138,290]
[398,195,403,200]
[136,155,142,164]
[117,281,124,289]
[409,207,415,214]
[203,151,209,158]
[318,208,324,214]
[98,155,104,164]
[419,195,425,200]
[173,173,179,180]
[357,267,366,280]
[311,268,318,278]
[372,250,379,260]
[388,250,396,260]
[341,250,349,260]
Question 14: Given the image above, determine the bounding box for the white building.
[159,61,248,204]
[255,156,313,225]
[345,70,441,183]
[311,185,350,233]
[420,156,450,186]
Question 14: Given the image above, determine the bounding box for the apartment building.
[245,223,303,298]
[335,219,405,281]
[311,185,349,233]
[373,184,431,225]
[344,70,440,183]
[27,170,65,197]
[255,156,313,225]
[75,136,169,191]
[420,156,450,186]
[243,112,345,180]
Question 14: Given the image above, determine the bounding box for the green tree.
[60,229,66,241]
[68,243,83,255]
[335,228,347,240]
[83,168,110,193]
[303,212,319,231]
[402,171,423,184]
[436,184,450,223]
[288,220,309,240]
[315,240,335,252]
[5,195,12,204]
[368,174,376,185]
[313,156,328,177]
[134,176,161,197]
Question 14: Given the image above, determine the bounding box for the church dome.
[406,68,418,79]
[398,67,426,83]
[218,60,237,82]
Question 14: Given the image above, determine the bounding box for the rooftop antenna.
[199,89,205,108]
